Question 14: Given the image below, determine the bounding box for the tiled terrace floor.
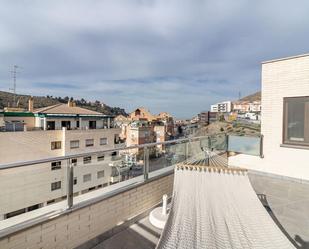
[92,217,162,249]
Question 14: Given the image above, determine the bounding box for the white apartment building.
[0,102,121,220]
[228,54,309,242]
[230,54,309,181]
[210,101,232,113]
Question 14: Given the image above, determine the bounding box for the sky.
[0,0,309,118]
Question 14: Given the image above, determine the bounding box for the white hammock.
[156,166,295,249]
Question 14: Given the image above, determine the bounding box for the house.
[120,107,175,144]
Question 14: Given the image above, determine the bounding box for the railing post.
[185,141,189,160]
[260,134,264,158]
[67,159,74,209]
[225,133,229,153]
[143,147,149,181]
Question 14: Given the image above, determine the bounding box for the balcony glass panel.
[228,135,260,156]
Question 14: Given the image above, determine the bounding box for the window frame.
[51,161,61,170]
[97,170,105,179]
[51,141,61,150]
[100,137,108,146]
[85,139,94,147]
[83,173,91,182]
[83,156,92,164]
[70,140,80,149]
[97,155,105,161]
[51,181,61,191]
[283,96,309,146]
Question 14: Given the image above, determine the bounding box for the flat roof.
[262,53,309,64]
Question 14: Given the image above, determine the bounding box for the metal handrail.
[0,133,263,217]
[0,135,210,170]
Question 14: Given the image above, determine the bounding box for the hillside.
[194,121,260,137]
[0,91,127,116]
[240,91,261,102]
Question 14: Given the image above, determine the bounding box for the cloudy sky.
[0,0,309,118]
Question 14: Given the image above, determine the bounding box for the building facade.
[232,100,261,113]
[0,101,121,220]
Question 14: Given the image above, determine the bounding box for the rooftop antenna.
[9,65,20,107]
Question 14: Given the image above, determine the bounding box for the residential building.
[198,111,209,124]
[1,99,115,132]
[0,100,121,220]
[210,101,232,113]
[129,107,156,121]
[232,100,261,113]
[118,107,175,145]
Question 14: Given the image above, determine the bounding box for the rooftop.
[0,135,308,248]
[34,103,105,116]
[262,53,309,64]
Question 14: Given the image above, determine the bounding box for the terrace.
[0,134,308,249]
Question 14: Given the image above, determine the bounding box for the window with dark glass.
[89,121,96,129]
[97,155,105,161]
[283,97,309,145]
[83,156,92,164]
[85,139,94,147]
[71,158,78,166]
[46,121,55,130]
[51,161,61,170]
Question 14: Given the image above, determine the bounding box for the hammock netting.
[156,151,295,249]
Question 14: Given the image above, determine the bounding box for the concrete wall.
[4,116,36,130]
[0,130,63,164]
[64,128,120,156]
[0,174,174,249]
[261,54,309,180]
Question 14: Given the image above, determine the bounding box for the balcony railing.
[0,133,263,239]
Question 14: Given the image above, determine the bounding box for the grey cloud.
[0,0,309,117]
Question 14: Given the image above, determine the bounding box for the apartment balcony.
[0,135,308,248]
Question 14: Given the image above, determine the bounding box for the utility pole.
[238,91,241,100]
[9,65,19,107]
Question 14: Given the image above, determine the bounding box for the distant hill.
[240,91,261,102]
[0,91,127,116]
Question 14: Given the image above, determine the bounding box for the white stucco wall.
[229,54,309,181]
[261,54,309,180]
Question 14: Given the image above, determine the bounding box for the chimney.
[28,97,34,112]
[68,100,74,107]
